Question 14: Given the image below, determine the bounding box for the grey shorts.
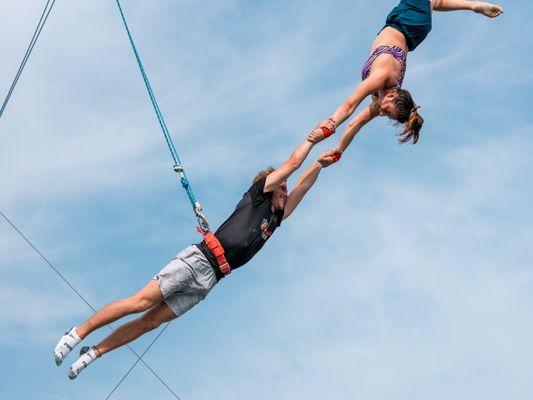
[153,245,217,317]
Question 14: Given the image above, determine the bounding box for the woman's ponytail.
[398,106,424,144]
[394,89,424,145]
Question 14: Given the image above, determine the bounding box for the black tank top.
[197,177,284,280]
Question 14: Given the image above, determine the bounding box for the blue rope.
[115,0,209,231]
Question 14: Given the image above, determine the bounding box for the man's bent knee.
[128,296,156,313]
[139,302,175,332]
[129,280,164,313]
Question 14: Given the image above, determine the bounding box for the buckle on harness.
[219,262,231,275]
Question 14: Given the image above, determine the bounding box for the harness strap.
[197,227,231,276]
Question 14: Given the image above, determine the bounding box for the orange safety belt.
[197,227,231,276]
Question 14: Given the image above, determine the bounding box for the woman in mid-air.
[311,0,504,149]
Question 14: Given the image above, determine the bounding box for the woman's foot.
[68,346,99,380]
[54,327,81,366]
[472,2,504,18]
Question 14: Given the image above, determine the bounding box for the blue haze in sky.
[1,0,532,399]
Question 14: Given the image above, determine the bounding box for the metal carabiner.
[194,202,210,232]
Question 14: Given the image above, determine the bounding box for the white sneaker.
[54,327,81,366]
[68,346,98,380]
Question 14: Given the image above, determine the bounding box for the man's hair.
[253,167,275,184]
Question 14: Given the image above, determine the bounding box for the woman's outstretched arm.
[328,70,389,130]
[309,103,379,152]
[337,104,380,152]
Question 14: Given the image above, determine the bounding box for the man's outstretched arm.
[264,138,315,193]
[283,152,338,220]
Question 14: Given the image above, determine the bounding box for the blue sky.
[1,0,532,399]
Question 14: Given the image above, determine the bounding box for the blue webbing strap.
[115,0,210,232]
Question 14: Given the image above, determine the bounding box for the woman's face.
[377,90,399,120]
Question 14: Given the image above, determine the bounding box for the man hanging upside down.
[54,121,339,379]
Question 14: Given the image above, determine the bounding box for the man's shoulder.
[247,177,273,206]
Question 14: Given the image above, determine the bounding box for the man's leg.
[54,280,163,365]
[68,302,176,379]
[96,302,176,356]
[77,280,164,339]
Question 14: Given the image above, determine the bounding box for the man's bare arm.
[283,153,338,220]
[264,139,315,193]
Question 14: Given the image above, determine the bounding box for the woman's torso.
[363,0,435,90]
[362,28,408,91]
[371,26,408,54]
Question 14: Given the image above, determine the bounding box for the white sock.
[68,347,98,380]
[54,327,81,366]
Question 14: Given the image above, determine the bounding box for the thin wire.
[104,322,178,400]
[0,0,56,119]
[3,0,197,397]
[0,208,95,311]
[2,1,188,397]
[0,209,180,399]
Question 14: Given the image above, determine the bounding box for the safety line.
[0,209,180,399]
[104,322,179,400]
[0,0,56,119]
[114,0,210,232]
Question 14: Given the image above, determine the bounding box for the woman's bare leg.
[433,0,504,18]
[95,302,176,356]
[76,280,164,339]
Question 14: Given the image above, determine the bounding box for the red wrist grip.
[321,127,335,138]
[332,152,342,162]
